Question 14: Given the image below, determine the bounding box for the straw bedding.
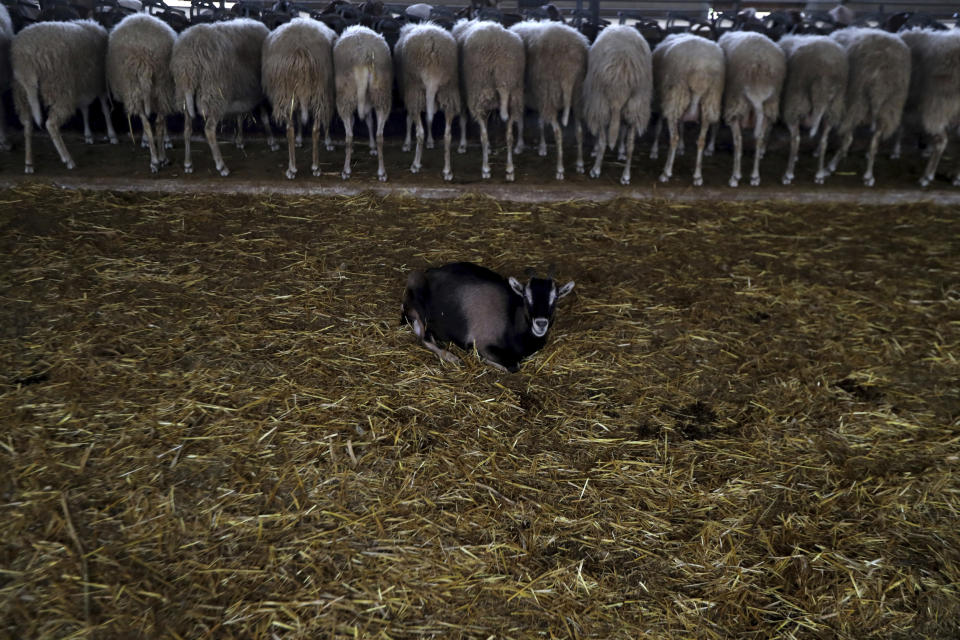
[1,185,958,638]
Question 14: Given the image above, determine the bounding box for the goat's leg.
[285,122,297,179]
[376,108,387,181]
[693,117,709,187]
[477,115,491,179]
[100,95,118,144]
[919,130,948,187]
[205,117,229,176]
[862,128,881,187]
[341,113,354,179]
[659,116,679,183]
[81,104,93,144]
[650,114,662,160]
[411,111,424,174]
[442,113,453,181]
[621,124,635,185]
[729,119,742,188]
[814,124,831,184]
[783,121,800,185]
[139,110,161,173]
[183,111,193,173]
[589,130,606,179]
[402,112,413,152]
[423,336,461,365]
[550,115,564,180]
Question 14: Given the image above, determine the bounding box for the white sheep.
[459,20,524,181]
[509,20,588,180]
[717,31,786,188]
[583,24,653,185]
[106,13,178,173]
[394,22,460,181]
[11,19,119,174]
[898,28,960,187]
[333,24,393,181]
[778,34,848,185]
[827,27,910,187]
[171,18,270,177]
[651,33,724,187]
[262,17,337,180]
[0,5,13,151]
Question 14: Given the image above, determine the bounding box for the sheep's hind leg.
[575,118,584,174]
[80,104,94,144]
[100,95,118,144]
[156,115,171,165]
[750,120,769,186]
[659,116,679,183]
[693,117,709,187]
[139,110,161,173]
[285,122,297,179]
[457,110,468,153]
[47,112,76,169]
[620,124,635,185]
[21,111,34,174]
[589,130,606,179]
[919,131,947,187]
[341,113,354,179]
[262,104,278,151]
[827,130,853,176]
[513,115,524,154]
[205,118,230,177]
[183,112,193,174]
[366,113,377,156]
[411,112,424,174]
[505,113,516,182]
[782,122,800,185]
[814,124,832,184]
[311,118,322,177]
[538,117,547,157]
[650,115,662,160]
[728,119,743,188]
[862,128,882,187]
[234,115,244,150]
[375,108,388,181]
[478,116,491,179]
[550,115,564,180]
[442,113,453,181]
[402,112,413,152]
[426,110,436,150]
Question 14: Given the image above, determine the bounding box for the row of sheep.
[1,8,959,187]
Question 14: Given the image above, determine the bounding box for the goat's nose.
[532,318,549,335]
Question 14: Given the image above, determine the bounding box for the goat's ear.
[508,277,524,297]
[557,281,575,298]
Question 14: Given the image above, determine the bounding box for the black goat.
[401,262,574,372]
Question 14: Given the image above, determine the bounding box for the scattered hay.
[1,185,958,638]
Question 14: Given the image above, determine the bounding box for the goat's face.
[509,276,575,338]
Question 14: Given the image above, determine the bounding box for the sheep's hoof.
[782,173,793,185]
[401,142,411,152]
[728,177,739,188]
[65,160,76,170]
[693,175,703,187]
[863,175,875,187]
[658,172,670,183]
[164,139,173,150]
[505,170,515,182]
[620,174,631,186]
[295,137,303,148]
[369,148,378,157]
[750,176,761,187]
[218,166,230,177]
[410,163,421,174]
[312,165,321,177]
[235,142,245,150]
[514,143,525,154]
[617,153,627,162]
[457,144,467,154]
[677,147,685,157]
[426,140,435,150]
[952,175,960,187]
[575,162,585,174]
[555,170,564,181]
[589,167,600,179]
[341,170,351,180]
[326,144,335,152]
[141,138,149,149]
[150,162,160,174]
[184,163,193,174]
[442,170,453,182]
[109,136,119,145]
[285,168,296,180]
[890,151,901,160]
[24,164,34,174]
[378,172,388,182]
[269,142,280,152]
[649,150,659,160]
[538,146,547,157]
[705,147,715,157]
[814,174,826,185]
[919,176,932,188]
[481,168,491,179]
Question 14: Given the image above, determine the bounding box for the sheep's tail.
[354,65,373,120]
[184,90,196,119]
[560,80,574,128]
[607,107,621,151]
[808,103,827,139]
[424,77,439,126]
[19,70,43,128]
[497,87,510,122]
[745,87,772,140]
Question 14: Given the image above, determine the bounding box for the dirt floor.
[0,130,959,638]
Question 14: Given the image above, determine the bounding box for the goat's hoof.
[693,176,703,187]
[285,168,296,180]
[184,163,193,174]
[442,170,453,181]
[658,172,670,183]
[750,176,761,187]
[24,165,34,174]
[555,171,564,181]
[589,167,600,179]
[863,176,875,187]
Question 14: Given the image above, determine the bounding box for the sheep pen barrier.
[1,177,958,638]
